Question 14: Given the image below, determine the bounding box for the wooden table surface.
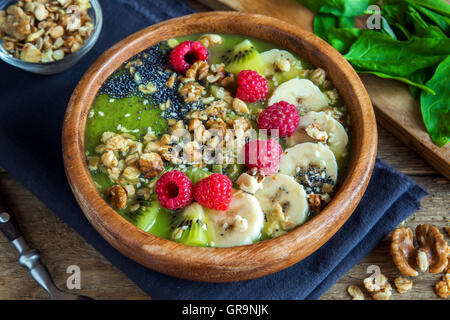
[0,2,449,301]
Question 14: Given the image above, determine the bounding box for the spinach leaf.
[383,0,450,17]
[381,4,446,39]
[420,55,450,147]
[344,33,450,77]
[413,4,450,36]
[327,27,362,53]
[296,0,370,17]
[314,14,355,41]
[407,67,436,99]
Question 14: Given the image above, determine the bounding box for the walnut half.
[416,224,449,274]
[390,227,418,276]
[107,185,127,209]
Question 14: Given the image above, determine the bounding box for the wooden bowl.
[62,12,377,282]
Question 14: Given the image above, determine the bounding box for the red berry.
[236,70,268,103]
[193,174,232,211]
[169,40,208,73]
[257,101,300,137]
[244,139,282,176]
[155,170,193,210]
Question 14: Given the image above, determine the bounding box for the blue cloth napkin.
[0,0,428,299]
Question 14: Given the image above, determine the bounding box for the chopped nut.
[20,43,42,62]
[166,73,176,89]
[139,152,164,179]
[416,224,449,274]
[308,194,322,213]
[325,89,340,106]
[372,288,392,300]
[87,156,99,171]
[390,227,418,276]
[26,28,44,42]
[305,123,328,142]
[49,25,64,39]
[144,140,161,153]
[364,272,392,300]
[180,82,204,103]
[123,185,135,197]
[101,150,118,168]
[120,166,141,184]
[197,34,222,48]
[52,49,64,60]
[309,67,326,86]
[188,118,202,132]
[434,280,450,299]
[363,273,391,294]
[105,134,129,152]
[184,60,209,81]
[347,285,364,300]
[416,248,429,272]
[107,185,127,209]
[394,277,413,294]
[236,172,264,194]
[34,3,49,21]
[136,187,152,201]
[232,98,249,115]
[274,57,290,72]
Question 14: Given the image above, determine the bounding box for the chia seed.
[98,42,203,120]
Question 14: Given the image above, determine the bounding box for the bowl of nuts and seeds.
[0,0,102,74]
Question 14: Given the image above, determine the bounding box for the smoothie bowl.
[63,12,377,282]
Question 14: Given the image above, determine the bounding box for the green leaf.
[407,67,436,99]
[381,4,446,39]
[383,0,450,18]
[420,55,450,147]
[343,33,450,77]
[314,14,355,41]
[326,27,363,53]
[413,4,450,36]
[356,70,435,94]
[296,0,370,17]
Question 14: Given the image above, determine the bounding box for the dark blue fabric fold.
[0,0,428,299]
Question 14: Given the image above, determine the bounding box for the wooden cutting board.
[198,0,450,179]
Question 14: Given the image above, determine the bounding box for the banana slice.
[279,142,338,191]
[260,49,303,85]
[287,111,349,159]
[268,78,328,112]
[255,173,309,237]
[206,190,264,247]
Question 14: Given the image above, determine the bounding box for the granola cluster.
[0,0,94,63]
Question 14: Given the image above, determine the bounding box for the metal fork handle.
[0,196,61,299]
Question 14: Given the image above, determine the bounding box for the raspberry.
[236,70,268,103]
[193,174,232,211]
[155,170,193,210]
[169,40,208,73]
[244,139,282,176]
[257,101,300,137]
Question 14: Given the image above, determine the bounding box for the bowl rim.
[0,0,103,67]
[62,11,377,282]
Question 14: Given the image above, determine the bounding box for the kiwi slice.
[126,199,161,232]
[222,40,264,75]
[172,203,209,247]
[184,167,211,185]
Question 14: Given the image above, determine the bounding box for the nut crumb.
[394,276,413,294]
[347,285,364,300]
